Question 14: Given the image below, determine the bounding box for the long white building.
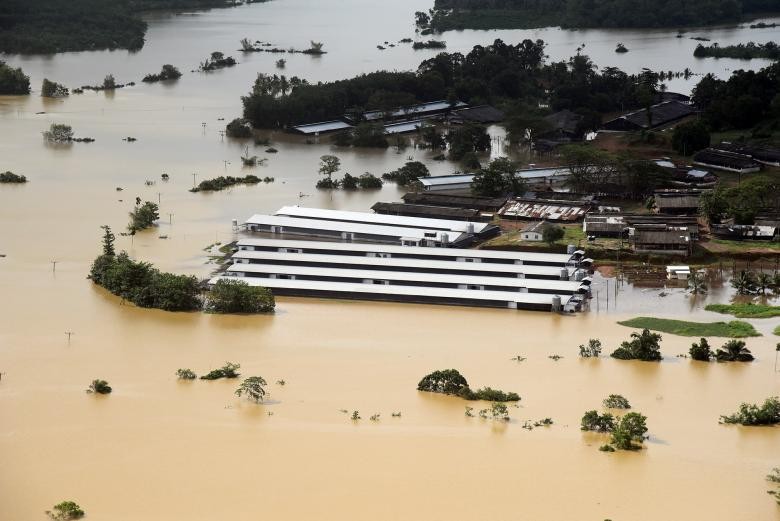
[212,238,591,311]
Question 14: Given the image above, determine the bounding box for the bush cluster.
[190,175,260,192]
[610,329,662,361]
[0,61,31,94]
[417,369,520,402]
[0,171,27,183]
[720,397,780,426]
[205,279,275,313]
[201,362,241,380]
[142,64,182,83]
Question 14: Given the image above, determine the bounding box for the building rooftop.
[603,101,695,130]
[362,100,467,121]
[291,120,353,134]
[402,192,508,211]
[371,202,481,220]
[500,199,589,221]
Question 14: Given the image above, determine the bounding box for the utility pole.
[192,173,198,187]
[168,213,174,225]
[65,331,74,343]
[222,160,230,171]
[157,192,161,205]
[51,260,57,273]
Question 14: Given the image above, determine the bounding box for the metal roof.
[245,214,467,242]
[383,120,425,134]
[419,167,574,188]
[209,275,565,305]
[419,174,476,187]
[226,263,585,292]
[362,100,467,121]
[275,205,493,234]
[235,237,576,264]
[292,120,353,134]
[232,250,575,277]
[500,200,588,221]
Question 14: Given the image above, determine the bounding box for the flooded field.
[1,1,780,520]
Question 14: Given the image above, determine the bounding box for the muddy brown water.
[1,1,780,519]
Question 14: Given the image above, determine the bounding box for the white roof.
[232,250,574,277]
[236,237,575,264]
[275,205,492,234]
[226,263,585,292]
[383,120,425,134]
[292,120,353,134]
[245,214,466,242]
[420,174,476,187]
[209,276,564,305]
[420,167,574,188]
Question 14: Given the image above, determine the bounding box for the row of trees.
[699,176,780,225]
[729,270,780,296]
[689,338,754,362]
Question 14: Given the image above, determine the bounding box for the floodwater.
[1,1,780,520]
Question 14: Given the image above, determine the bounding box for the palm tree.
[688,271,707,294]
[714,340,754,362]
[731,270,756,295]
[757,272,772,295]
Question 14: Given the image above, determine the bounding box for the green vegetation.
[694,41,780,60]
[774,325,780,336]
[422,0,774,32]
[581,410,616,432]
[41,78,69,97]
[333,122,388,148]
[204,279,275,313]
[610,412,649,450]
[199,51,237,71]
[316,154,341,189]
[615,43,628,53]
[768,468,780,505]
[201,362,241,381]
[706,302,780,319]
[0,0,254,54]
[471,157,527,197]
[672,120,710,155]
[700,179,780,225]
[720,396,780,426]
[603,394,631,409]
[190,175,261,192]
[610,328,663,361]
[689,338,713,361]
[46,501,85,520]
[176,368,197,380]
[42,123,74,143]
[417,369,520,402]
[0,171,27,183]
[618,317,761,338]
[382,161,430,187]
[543,224,565,247]
[412,40,447,50]
[339,172,383,190]
[86,379,112,394]
[128,201,159,232]
[578,338,602,358]
[0,61,30,94]
[714,339,755,362]
[235,376,267,403]
[225,118,253,138]
[142,64,182,83]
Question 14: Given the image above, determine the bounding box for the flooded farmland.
[1,0,780,520]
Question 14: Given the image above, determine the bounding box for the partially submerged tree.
[603,394,631,409]
[417,369,470,396]
[689,338,713,361]
[235,376,268,403]
[714,340,754,362]
[578,338,602,358]
[41,78,69,97]
[720,397,780,426]
[205,279,275,313]
[128,201,159,233]
[611,329,663,361]
[316,154,341,189]
[86,379,112,394]
[581,410,616,432]
[201,362,241,380]
[103,74,116,90]
[610,412,648,450]
[176,368,197,380]
[42,123,74,143]
[0,171,27,183]
[382,161,429,186]
[226,118,253,138]
[0,61,31,95]
[46,501,84,520]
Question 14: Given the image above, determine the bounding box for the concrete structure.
[521,221,547,242]
[215,238,591,311]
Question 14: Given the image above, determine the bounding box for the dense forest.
[0,0,258,54]
[423,0,777,31]
[242,39,663,128]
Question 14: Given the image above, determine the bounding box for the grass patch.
[705,303,780,319]
[618,317,761,338]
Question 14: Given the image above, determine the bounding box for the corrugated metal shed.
[500,199,589,221]
[292,120,353,134]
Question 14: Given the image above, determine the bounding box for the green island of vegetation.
[46,500,85,520]
[705,303,780,319]
[618,317,761,338]
[190,175,262,192]
[610,328,663,361]
[0,61,31,94]
[0,0,265,54]
[581,409,649,451]
[720,396,780,426]
[694,41,780,60]
[89,226,274,313]
[416,0,776,32]
[417,369,520,402]
[689,337,756,362]
[142,64,182,83]
[0,171,27,183]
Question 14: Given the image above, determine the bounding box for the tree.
[42,123,74,143]
[226,118,252,138]
[46,501,84,520]
[103,74,116,89]
[581,410,616,432]
[382,161,429,186]
[417,369,470,396]
[318,154,341,186]
[689,338,713,361]
[756,272,772,295]
[699,185,729,223]
[201,362,241,380]
[672,120,710,155]
[731,271,757,295]
[350,123,388,148]
[610,412,648,450]
[603,394,631,409]
[308,41,324,53]
[0,171,27,183]
[0,61,31,95]
[340,173,358,190]
[205,279,275,313]
[542,224,565,246]
[100,225,115,256]
[41,78,68,97]
[578,338,602,357]
[446,123,490,161]
[471,157,526,197]
[128,201,159,233]
[235,376,268,403]
[688,271,707,294]
[611,328,663,361]
[240,37,254,51]
[86,379,112,394]
[720,396,780,425]
[714,340,754,362]
[176,368,197,380]
[357,173,382,189]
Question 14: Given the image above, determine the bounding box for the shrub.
[470,387,520,402]
[235,376,267,403]
[689,338,713,361]
[201,362,241,380]
[417,369,470,396]
[86,379,112,394]
[542,223,565,246]
[720,397,780,426]
[128,201,159,232]
[672,120,710,155]
[226,118,253,138]
[350,122,389,148]
[714,340,754,362]
[41,78,69,97]
[0,171,26,183]
[46,501,84,520]
[190,175,260,193]
[611,328,663,361]
[176,368,197,380]
[340,173,358,190]
[610,412,648,450]
[578,338,602,357]
[490,402,510,421]
[603,394,631,409]
[0,61,30,95]
[142,64,182,83]
[581,410,616,432]
[42,123,74,143]
[205,279,275,313]
[315,177,340,189]
[382,161,430,186]
[357,173,383,189]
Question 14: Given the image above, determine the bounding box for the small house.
[521,221,548,242]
